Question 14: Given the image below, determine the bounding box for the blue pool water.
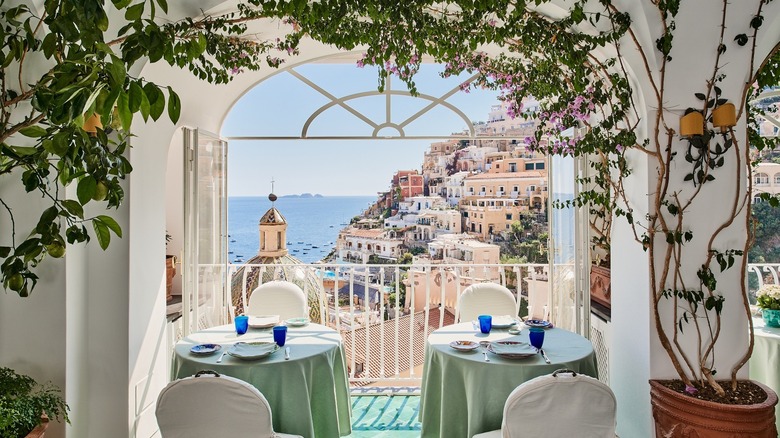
[228,196,375,264]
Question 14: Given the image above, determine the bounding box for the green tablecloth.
[419,322,598,438]
[750,317,780,433]
[173,323,351,438]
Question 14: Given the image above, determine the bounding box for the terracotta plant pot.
[82,113,102,135]
[712,103,736,129]
[25,414,48,438]
[165,255,176,303]
[650,379,778,437]
[680,111,704,137]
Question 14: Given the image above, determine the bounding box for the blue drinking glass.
[234,315,249,335]
[273,325,288,346]
[529,327,545,349]
[478,315,492,334]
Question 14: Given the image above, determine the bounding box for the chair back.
[248,280,308,321]
[502,370,616,437]
[156,371,275,438]
[456,283,517,322]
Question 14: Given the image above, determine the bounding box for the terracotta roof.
[344,228,386,238]
[341,307,456,383]
[464,171,545,180]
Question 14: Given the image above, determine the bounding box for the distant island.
[280,193,324,198]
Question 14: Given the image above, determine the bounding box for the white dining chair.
[156,370,302,438]
[472,369,617,438]
[456,282,517,323]
[247,280,308,321]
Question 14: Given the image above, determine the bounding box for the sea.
[228,196,376,264]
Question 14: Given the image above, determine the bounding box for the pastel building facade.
[336,228,404,263]
[461,167,548,239]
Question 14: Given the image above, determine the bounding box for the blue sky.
[221,63,500,196]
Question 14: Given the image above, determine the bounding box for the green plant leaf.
[96,215,122,238]
[77,176,97,204]
[117,91,132,131]
[93,220,111,250]
[125,2,144,20]
[19,126,47,137]
[167,87,180,124]
[128,81,143,113]
[61,200,84,219]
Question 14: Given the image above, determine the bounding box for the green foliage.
[0,0,302,295]
[0,367,68,438]
[750,201,780,263]
[386,277,407,310]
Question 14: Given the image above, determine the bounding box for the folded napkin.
[249,315,279,326]
[492,315,516,326]
[490,342,536,355]
[231,342,277,355]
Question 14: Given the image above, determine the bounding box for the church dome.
[259,207,286,225]
[230,254,325,324]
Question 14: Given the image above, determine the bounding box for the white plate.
[488,341,537,359]
[524,319,552,328]
[227,342,280,360]
[248,315,279,328]
[491,315,517,329]
[285,317,310,327]
[190,344,221,355]
[449,340,479,352]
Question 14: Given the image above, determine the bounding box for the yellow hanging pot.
[679,111,704,137]
[712,103,736,130]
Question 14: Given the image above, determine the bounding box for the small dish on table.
[507,326,522,335]
[524,319,553,329]
[190,343,222,355]
[285,317,310,327]
[449,340,479,352]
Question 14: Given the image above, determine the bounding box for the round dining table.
[419,322,599,438]
[750,317,780,433]
[172,322,351,438]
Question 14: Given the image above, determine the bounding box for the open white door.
[182,128,229,336]
[548,128,588,335]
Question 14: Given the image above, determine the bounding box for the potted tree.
[0,368,69,438]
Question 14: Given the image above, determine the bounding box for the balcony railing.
[175,262,548,386]
[172,262,780,388]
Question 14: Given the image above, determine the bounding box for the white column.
[611,2,780,436]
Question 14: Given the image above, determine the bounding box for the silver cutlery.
[284,347,290,360]
[216,351,228,363]
[480,342,490,362]
[539,348,551,364]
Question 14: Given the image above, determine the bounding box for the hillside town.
[334,99,551,269]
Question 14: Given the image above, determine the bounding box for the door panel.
[182,128,228,336]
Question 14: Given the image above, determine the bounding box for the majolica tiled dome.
[230,254,325,323]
